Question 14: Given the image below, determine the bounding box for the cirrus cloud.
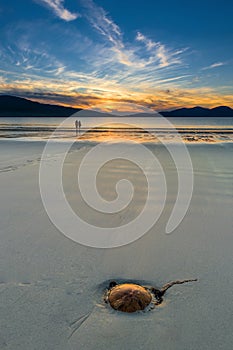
[201,62,226,70]
[34,0,80,21]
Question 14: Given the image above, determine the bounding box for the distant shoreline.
[0,95,233,118]
[1,115,233,118]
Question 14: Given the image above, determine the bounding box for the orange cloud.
[0,77,232,111]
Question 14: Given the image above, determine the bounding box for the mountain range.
[0,95,233,117]
[0,95,79,117]
[161,106,233,117]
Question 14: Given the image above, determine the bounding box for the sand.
[0,139,233,350]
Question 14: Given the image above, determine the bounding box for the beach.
[0,136,233,350]
[1,0,233,347]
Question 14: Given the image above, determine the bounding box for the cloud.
[80,0,139,68]
[136,31,185,68]
[77,1,187,84]
[8,1,188,88]
[136,31,157,50]
[1,71,232,111]
[156,45,169,67]
[201,62,226,70]
[81,0,122,46]
[0,76,6,84]
[3,0,231,110]
[35,0,80,21]
[0,39,66,78]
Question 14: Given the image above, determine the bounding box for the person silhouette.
[78,120,82,132]
[75,120,79,135]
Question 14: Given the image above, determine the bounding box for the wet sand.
[0,140,233,350]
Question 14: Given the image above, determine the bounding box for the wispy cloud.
[35,0,80,21]
[81,0,185,71]
[1,0,231,110]
[1,70,232,110]
[0,76,6,84]
[136,31,187,68]
[136,32,156,50]
[0,40,65,78]
[81,0,122,45]
[2,0,189,93]
[201,62,226,70]
[81,0,138,68]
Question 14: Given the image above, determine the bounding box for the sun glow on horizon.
[0,0,232,110]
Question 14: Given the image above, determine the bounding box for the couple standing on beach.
[75,120,82,135]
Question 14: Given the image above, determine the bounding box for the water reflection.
[0,118,233,143]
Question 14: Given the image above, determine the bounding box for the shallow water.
[0,116,233,143]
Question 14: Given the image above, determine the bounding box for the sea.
[0,116,233,143]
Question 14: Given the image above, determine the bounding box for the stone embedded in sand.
[108,283,152,313]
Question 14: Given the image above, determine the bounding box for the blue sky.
[0,0,232,110]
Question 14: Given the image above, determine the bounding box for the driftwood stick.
[160,278,198,296]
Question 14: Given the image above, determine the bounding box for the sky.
[0,0,232,111]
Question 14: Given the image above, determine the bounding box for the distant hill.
[160,106,233,117]
[77,109,114,118]
[0,95,80,117]
[0,95,232,117]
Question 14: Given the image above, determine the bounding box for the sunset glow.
[0,0,232,110]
